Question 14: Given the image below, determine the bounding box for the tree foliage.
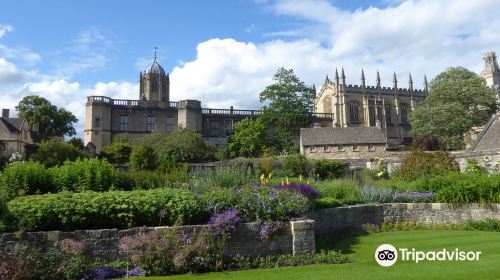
[130,142,157,171]
[259,68,316,151]
[16,95,78,138]
[226,118,266,158]
[410,67,497,150]
[30,140,87,167]
[102,141,133,164]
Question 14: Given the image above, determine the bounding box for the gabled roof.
[0,117,25,133]
[471,113,500,151]
[301,126,386,146]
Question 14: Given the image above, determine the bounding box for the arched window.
[322,97,332,113]
[349,101,361,123]
[401,104,409,125]
[369,106,376,126]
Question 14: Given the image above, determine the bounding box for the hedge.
[5,188,205,231]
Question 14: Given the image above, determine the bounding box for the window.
[210,122,219,137]
[120,114,128,131]
[352,144,358,151]
[309,146,316,153]
[369,106,376,127]
[147,115,156,132]
[94,117,101,128]
[385,104,392,125]
[368,144,375,151]
[349,102,360,123]
[166,117,174,132]
[377,107,383,123]
[225,120,233,136]
[338,144,344,151]
[324,145,330,152]
[401,105,409,125]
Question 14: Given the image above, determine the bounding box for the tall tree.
[259,67,316,152]
[15,95,77,138]
[410,67,497,150]
[226,117,266,158]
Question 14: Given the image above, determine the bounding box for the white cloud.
[0,58,30,84]
[0,25,13,38]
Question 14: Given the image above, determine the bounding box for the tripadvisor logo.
[375,244,481,267]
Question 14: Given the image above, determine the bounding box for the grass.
[136,230,500,280]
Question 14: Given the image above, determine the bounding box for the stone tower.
[139,49,170,102]
[481,51,500,101]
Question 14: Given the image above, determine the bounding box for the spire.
[361,69,366,88]
[335,68,339,84]
[153,46,158,60]
[424,75,429,94]
[376,70,381,89]
[325,74,330,83]
[408,73,413,92]
[341,67,346,85]
[392,72,398,89]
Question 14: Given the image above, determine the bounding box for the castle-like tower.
[481,51,500,101]
[314,69,427,146]
[139,49,170,102]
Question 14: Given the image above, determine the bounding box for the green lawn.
[137,230,500,280]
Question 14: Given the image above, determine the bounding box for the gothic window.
[369,106,376,127]
[166,117,174,132]
[401,104,409,125]
[349,101,361,123]
[94,117,101,128]
[120,114,128,131]
[385,104,392,125]
[147,115,156,132]
[377,107,383,123]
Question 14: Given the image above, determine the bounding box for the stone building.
[84,53,333,153]
[0,109,40,160]
[313,69,427,146]
[481,51,500,101]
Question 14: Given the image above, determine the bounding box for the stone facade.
[84,55,333,153]
[314,69,427,146]
[0,109,40,160]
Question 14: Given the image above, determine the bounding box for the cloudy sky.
[1,0,499,137]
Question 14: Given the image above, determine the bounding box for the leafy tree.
[102,141,133,164]
[395,150,459,181]
[412,133,441,151]
[67,137,84,150]
[259,68,316,151]
[15,95,77,138]
[410,67,497,150]
[130,142,157,171]
[226,118,266,158]
[150,129,216,165]
[30,140,87,167]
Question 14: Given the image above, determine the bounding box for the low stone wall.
[306,203,500,235]
[1,204,499,262]
[0,220,315,262]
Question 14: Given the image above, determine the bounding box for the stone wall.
[0,220,315,262]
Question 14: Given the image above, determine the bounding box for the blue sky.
[1,0,499,136]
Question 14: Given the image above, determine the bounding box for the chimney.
[2,109,9,118]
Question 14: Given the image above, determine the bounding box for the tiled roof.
[0,117,24,133]
[301,126,386,146]
[471,113,500,151]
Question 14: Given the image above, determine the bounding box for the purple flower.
[209,207,242,239]
[82,268,126,280]
[127,267,146,276]
[275,183,319,200]
[259,220,285,240]
[394,191,434,202]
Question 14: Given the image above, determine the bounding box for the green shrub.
[313,197,343,209]
[188,165,255,192]
[130,142,157,171]
[201,186,311,222]
[7,188,205,231]
[314,160,347,180]
[279,154,312,177]
[50,158,122,192]
[152,129,216,164]
[102,141,133,164]
[0,161,54,200]
[396,150,459,180]
[314,179,360,202]
[125,167,188,190]
[30,140,87,167]
[463,219,500,232]
[435,172,500,204]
